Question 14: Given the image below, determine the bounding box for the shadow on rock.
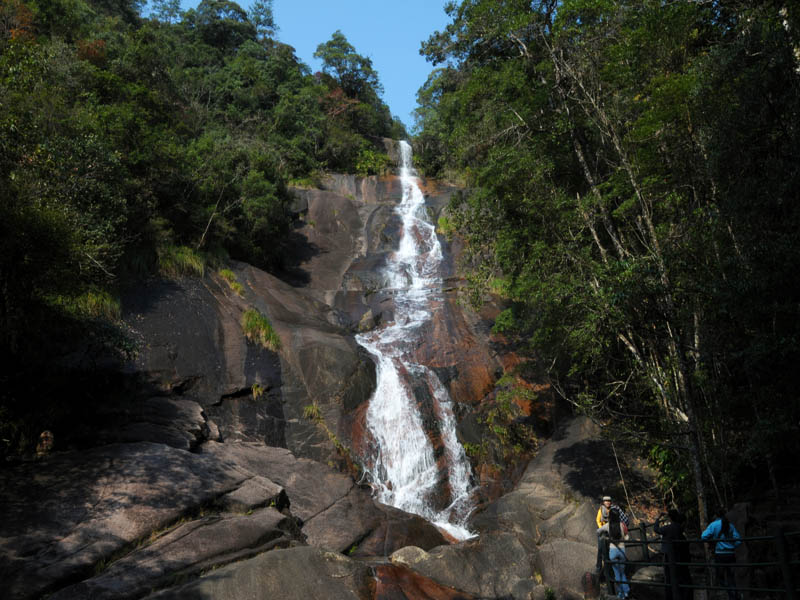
[553,440,620,498]
[274,229,324,287]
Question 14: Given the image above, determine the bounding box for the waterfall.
[356,141,475,540]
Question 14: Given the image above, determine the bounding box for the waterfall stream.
[356,141,475,540]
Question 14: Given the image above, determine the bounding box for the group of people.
[595,496,633,600]
[594,496,743,600]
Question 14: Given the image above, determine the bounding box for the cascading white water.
[356,141,475,540]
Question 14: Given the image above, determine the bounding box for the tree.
[248,0,275,42]
[314,30,382,100]
[151,0,180,23]
[0,0,34,42]
[186,0,255,51]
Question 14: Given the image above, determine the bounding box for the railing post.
[640,522,650,562]
[774,527,797,600]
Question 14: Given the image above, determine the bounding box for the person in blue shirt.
[701,510,742,600]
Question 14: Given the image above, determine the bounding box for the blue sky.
[171,1,453,128]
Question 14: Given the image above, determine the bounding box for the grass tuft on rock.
[218,269,244,296]
[241,308,281,351]
[158,245,205,278]
[50,288,122,321]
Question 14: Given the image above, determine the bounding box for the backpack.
[612,505,631,527]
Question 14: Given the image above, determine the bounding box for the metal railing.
[598,524,800,600]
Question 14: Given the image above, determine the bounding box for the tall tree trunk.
[544,25,713,527]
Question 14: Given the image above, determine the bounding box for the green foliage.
[436,215,455,238]
[303,403,322,422]
[472,375,538,467]
[417,0,800,515]
[247,0,274,41]
[313,30,395,171]
[491,308,515,334]
[53,288,122,321]
[251,382,264,400]
[240,308,281,351]
[354,147,391,176]
[218,268,244,296]
[186,0,256,51]
[314,30,382,99]
[158,245,206,278]
[302,400,361,477]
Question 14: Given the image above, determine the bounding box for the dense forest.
[0,0,402,453]
[414,0,800,524]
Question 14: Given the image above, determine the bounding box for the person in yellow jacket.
[597,496,613,528]
[597,495,631,527]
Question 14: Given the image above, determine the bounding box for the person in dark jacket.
[702,509,742,600]
[654,509,692,600]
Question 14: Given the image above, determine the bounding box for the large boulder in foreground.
[391,532,536,600]
[374,564,481,600]
[48,507,300,600]
[0,442,248,600]
[0,435,460,600]
[201,440,448,557]
[303,490,449,558]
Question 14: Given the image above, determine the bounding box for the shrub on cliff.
[241,308,281,351]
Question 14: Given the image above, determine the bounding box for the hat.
[602,496,612,502]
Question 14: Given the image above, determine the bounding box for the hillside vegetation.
[413,0,800,524]
[0,0,402,453]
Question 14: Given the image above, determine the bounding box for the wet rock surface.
[391,532,535,599]
[374,564,479,600]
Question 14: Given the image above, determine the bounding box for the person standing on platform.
[595,495,630,574]
[599,508,631,599]
[702,509,742,600]
[655,509,693,600]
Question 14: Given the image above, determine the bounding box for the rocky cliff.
[0,141,642,599]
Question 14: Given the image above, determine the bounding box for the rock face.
[122,265,376,466]
[0,437,446,600]
[469,416,630,598]
[117,162,501,474]
[113,160,514,483]
[0,150,642,599]
[145,546,375,600]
